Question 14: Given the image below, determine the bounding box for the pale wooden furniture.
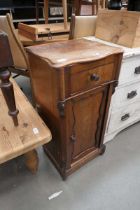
[43,0,68,29]
[0,77,52,172]
[0,14,29,77]
[19,32,69,46]
[35,0,68,29]
[27,39,123,179]
[95,9,140,48]
[71,10,140,48]
[18,22,70,41]
[70,10,140,143]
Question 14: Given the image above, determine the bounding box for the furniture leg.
[102,0,106,8]
[35,0,39,23]
[73,0,81,15]
[44,0,49,24]
[62,0,68,29]
[24,149,39,174]
[96,0,99,14]
[92,0,96,15]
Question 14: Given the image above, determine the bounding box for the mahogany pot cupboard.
[26,39,123,179]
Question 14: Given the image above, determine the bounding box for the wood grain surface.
[26,39,123,68]
[0,78,52,164]
[95,9,140,48]
[27,38,123,178]
[18,23,70,41]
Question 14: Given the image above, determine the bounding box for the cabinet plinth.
[27,39,123,179]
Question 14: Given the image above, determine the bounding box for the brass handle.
[90,74,100,81]
[121,113,130,121]
[127,90,137,99]
[46,28,52,40]
[134,66,140,74]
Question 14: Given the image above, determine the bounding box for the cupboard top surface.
[26,39,123,68]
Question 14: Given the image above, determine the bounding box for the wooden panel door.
[66,86,109,164]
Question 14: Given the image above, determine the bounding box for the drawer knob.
[127,90,137,99]
[121,113,130,121]
[90,74,100,81]
[134,66,140,74]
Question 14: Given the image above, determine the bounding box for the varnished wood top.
[26,39,123,68]
[0,78,52,164]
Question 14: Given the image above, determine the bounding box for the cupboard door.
[66,86,109,163]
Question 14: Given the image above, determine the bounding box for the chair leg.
[73,0,81,15]
[35,0,39,24]
[96,0,99,14]
[44,0,49,24]
[92,1,96,15]
[102,0,106,8]
[62,0,68,29]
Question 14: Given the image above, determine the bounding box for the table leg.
[24,149,39,174]
[0,68,19,126]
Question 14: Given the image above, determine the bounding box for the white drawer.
[112,82,140,108]
[106,101,140,133]
[119,55,140,85]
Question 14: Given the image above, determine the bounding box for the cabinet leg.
[24,149,39,174]
[100,144,106,155]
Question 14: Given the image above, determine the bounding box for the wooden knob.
[90,74,100,81]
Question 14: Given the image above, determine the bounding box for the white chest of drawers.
[84,37,140,143]
[104,48,140,142]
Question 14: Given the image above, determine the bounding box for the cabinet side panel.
[28,53,63,165]
[28,54,58,114]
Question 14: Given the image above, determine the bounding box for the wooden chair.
[35,0,68,29]
[0,14,29,77]
[69,14,97,39]
[73,0,106,15]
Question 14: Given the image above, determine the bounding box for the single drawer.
[106,101,140,133]
[119,55,140,85]
[111,82,140,108]
[70,63,114,94]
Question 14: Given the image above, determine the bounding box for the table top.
[0,78,52,164]
[26,39,123,68]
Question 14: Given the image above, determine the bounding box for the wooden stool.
[35,0,68,29]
